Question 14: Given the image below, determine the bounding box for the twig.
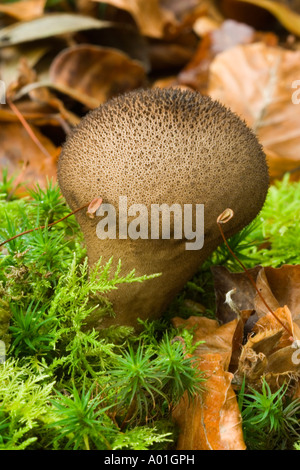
[7,97,53,160]
[0,203,90,248]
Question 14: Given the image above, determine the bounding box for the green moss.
[0,172,299,450]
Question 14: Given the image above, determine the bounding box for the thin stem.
[0,203,90,248]
[7,97,53,160]
[217,209,294,340]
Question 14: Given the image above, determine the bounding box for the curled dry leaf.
[0,13,112,47]
[236,0,300,36]
[177,19,255,93]
[0,44,50,94]
[253,305,300,350]
[236,306,300,391]
[49,44,147,107]
[100,0,176,37]
[93,0,210,38]
[254,265,300,324]
[211,265,261,324]
[93,0,177,38]
[0,99,67,127]
[0,0,46,21]
[208,42,300,179]
[171,316,246,450]
[0,122,58,193]
[212,264,300,332]
[212,264,300,391]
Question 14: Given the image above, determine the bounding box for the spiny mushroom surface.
[58,88,269,329]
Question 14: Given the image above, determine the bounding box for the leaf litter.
[1,0,300,451]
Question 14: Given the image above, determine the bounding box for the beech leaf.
[172,316,246,450]
[0,14,113,47]
[208,42,300,179]
[49,44,146,106]
[236,0,300,36]
[0,0,46,21]
[0,122,58,192]
[92,0,178,38]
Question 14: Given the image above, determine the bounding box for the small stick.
[0,203,89,248]
[0,197,103,248]
[217,208,294,340]
[7,97,53,160]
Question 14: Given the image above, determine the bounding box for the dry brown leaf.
[208,42,300,179]
[236,329,278,384]
[211,265,261,324]
[173,315,241,370]
[0,44,50,92]
[93,0,178,38]
[15,81,101,110]
[0,13,112,47]
[171,316,245,450]
[49,44,146,107]
[0,0,46,21]
[148,42,196,72]
[236,305,300,391]
[177,19,273,93]
[93,0,211,38]
[173,353,245,450]
[0,122,58,192]
[212,265,300,327]
[254,265,300,324]
[0,100,68,127]
[236,0,300,36]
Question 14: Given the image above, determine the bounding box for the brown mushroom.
[57,88,269,329]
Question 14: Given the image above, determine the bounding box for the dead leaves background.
[1,0,300,450]
[1,0,300,189]
[172,265,300,450]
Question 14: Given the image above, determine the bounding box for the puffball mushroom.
[57,88,269,329]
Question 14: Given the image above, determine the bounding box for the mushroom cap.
[58,88,269,328]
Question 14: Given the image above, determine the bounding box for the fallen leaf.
[93,0,178,38]
[0,122,58,192]
[172,316,246,450]
[236,305,300,391]
[148,42,196,71]
[236,0,300,36]
[92,24,151,72]
[253,305,299,349]
[0,13,112,47]
[173,315,241,369]
[0,43,50,91]
[173,354,245,450]
[211,265,261,324]
[94,0,211,38]
[254,265,300,324]
[0,0,46,21]
[177,19,256,93]
[0,100,68,127]
[49,44,146,106]
[14,81,101,110]
[208,42,300,179]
